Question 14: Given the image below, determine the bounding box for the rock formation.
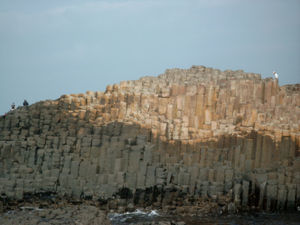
[0,65,299,213]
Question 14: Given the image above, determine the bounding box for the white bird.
[273,71,278,79]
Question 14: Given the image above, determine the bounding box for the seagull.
[273,71,278,79]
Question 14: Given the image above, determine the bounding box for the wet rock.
[0,204,111,225]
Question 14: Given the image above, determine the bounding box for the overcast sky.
[1,0,299,114]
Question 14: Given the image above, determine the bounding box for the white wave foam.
[20,206,44,211]
[109,209,160,222]
[149,210,159,216]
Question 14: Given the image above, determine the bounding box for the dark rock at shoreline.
[0,204,111,225]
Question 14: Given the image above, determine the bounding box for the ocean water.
[108,209,300,225]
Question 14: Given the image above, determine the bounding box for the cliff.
[0,66,299,212]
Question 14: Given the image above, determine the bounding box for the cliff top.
[3,65,300,144]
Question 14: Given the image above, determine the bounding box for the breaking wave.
[108,209,159,224]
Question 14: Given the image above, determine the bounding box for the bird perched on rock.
[273,71,278,79]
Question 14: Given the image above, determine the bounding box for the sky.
[0,0,299,114]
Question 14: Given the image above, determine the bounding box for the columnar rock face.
[0,66,299,211]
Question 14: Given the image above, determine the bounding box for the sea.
[108,209,300,225]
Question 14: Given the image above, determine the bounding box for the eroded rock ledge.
[0,66,299,213]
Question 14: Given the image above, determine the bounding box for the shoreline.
[1,200,300,225]
[1,193,299,225]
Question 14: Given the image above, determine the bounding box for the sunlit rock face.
[0,66,299,211]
